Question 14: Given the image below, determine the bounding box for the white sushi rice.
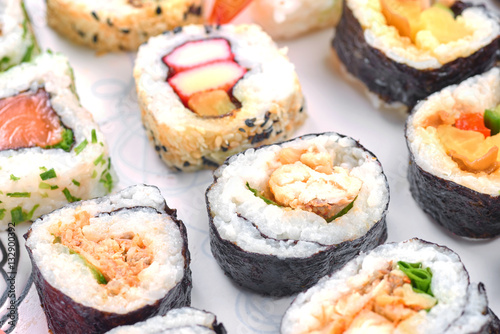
[407,67,500,195]
[281,239,492,334]
[250,0,342,39]
[0,52,114,229]
[207,133,389,258]
[25,185,186,314]
[106,307,220,333]
[347,0,499,69]
[0,0,37,71]
[134,24,305,171]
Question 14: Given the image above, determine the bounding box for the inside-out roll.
[105,307,226,334]
[0,0,39,71]
[281,238,500,333]
[134,24,306,171]
[406,67,500,238]
[206,132,389,296]
[24,184,192,334]
[332,0,500,113]
[0,52,114,229]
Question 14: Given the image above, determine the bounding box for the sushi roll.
[134,24,306,172]
[251,0,342,39]
[0,0,39,71]
[281,238,500,333]
[105,307,226,334]
[0,52,114,230]
[46,0,204,52]
[331,0,500,113]
[24,184,192,334]
[406,67,500,239]
[206,132,389,296]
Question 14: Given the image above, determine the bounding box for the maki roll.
[251,0,342,39]
[105,307,226,334]
[206,132,389,296]
[0,52,114,229]
[406,67,500,238]
[134,24,306,172]
[332,0,500,113]
[281,238,500,333]
[0,0,39,71]
[24,185,192,334]
[46,0,203,52]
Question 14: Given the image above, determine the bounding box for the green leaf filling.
[46,129,74,152]
[398,261,434,296]
[62,188,80,203]
[40,168,57,180]
[246,182,280,206]
[53,237,107,285]
[484,105,500,136]
[326,196,357,222]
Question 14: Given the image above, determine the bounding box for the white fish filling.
[106,307,218,334]
[407,67,500,195]
[26,185,186,314]
[348,0,499,69]
[281,239,491,334]
[208,133,389,258]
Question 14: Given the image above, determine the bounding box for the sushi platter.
[1,0,500,332]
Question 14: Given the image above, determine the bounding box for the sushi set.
[1,0,500,333]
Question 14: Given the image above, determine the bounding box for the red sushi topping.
[209,0,254,24]
[162,38,234,74]
[455,113,491,137]
[0,88,63,151]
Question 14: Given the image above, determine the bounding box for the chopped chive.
[7,192,30,198]
[91,170,98,179]
[51,185,59,190]
[46,129,74,152]
[11,204,39,225]
[0,209,5,220]
[91,129,97,143]
[75,139,88,155]
[72,179,81,186]
[93,154,105,166]
[99,142,104,147]
[39,182,58,190]
[99,172,113,193]
[41,193,49,198]
[62,188,80,203]
[40,168,57,180]
[10,174,20,181]
[39,166,47,171]
[53,235,61,244]
[107,157,111,170]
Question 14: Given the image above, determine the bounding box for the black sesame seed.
[173,26,183,34]
[183,161,190,167]
[121,28,130,34]
[91,11,99,21]
[107,18,113,27]
[238,128,246,132]
[189,5,202,16]
[174,166,182,172]
[155,145,161,152]
[216,24,221,30]
[249,126,273,144]
[156,6,162,14]
[276,130,283,135]
[202,156,219,168]
[162,146,167,152]
[183,12,188,21]
[93,34,98,43]
[299,105,304,113]
[221,146,228,152]
[77,30,85,38]
[204,25,212,34]
[245,118,256,127]
[261,111,271,127]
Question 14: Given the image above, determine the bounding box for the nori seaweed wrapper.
[407,150,500,239]
[24,189,192,334]
[332,0,500,112]
[206,133,389,297]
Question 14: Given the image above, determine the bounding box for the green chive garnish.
[62,188,80,203]
[7,192,30,198]
[93,154,105,166]
[0,209,6,220]
[91,129,97,144]
[72,179,81,186]
[74,139,88,155]
[40,168,57,180]
[10,174,20,181]
[11,204,39,225]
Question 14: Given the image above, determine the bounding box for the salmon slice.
[0,88,63,151]
[208,0,254,24]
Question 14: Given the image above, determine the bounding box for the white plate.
[1,0,499,333]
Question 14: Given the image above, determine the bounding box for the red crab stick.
[162,38,234,73]
[208,0,254,24]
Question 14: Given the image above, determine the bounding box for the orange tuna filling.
[53,211,153,295]
[310,264,437,334]
[0,88,63,151]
